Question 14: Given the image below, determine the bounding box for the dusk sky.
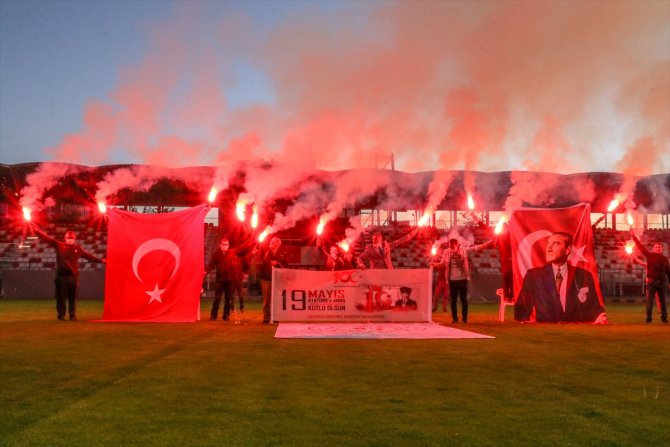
[1,0,668,175]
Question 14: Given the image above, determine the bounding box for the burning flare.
[467,194,475,211]
[625,240,634,255]
[236,200,246,222]
[626,212,634,227]
[251,208,259,229]
[607,194,625,212]
[418,211,432,227]
[338,240,350,252]
[22,207,31,222]
[431,245,437,256]
[316,219,325,236]
[97,201,107,214]
[208,187,217,203]
[258,228,270,242]
[494,215,507,235]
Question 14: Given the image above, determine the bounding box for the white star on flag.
[568,245,589,265]
[146,283,166,304]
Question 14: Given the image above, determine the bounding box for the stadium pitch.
[1,299,668,447]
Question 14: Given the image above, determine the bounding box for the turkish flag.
[510,203,606,323]
[102,205,206,322]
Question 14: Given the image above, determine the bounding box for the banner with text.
[272,268,432,322]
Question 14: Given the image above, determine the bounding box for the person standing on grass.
[431,246,448,312]
[229,237,257,314]
[630,229,670,323]
[205,238,241,321]
[230,253,246,314]
[259,237,286,324]
[431,237,494,323]
[33,225,105,321]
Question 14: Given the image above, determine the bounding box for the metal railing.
[598,268,645,298]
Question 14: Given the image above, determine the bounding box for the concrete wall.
[0,268,642,302]
[1,269,105,300]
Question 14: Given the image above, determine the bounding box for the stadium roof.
[1,162,669,214]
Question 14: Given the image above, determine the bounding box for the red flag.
[510,203,606,323]
[102,205,206,322]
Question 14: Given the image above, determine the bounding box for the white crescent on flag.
[516,230,552,278]
[131,238,181,282]
[103,205,206,322]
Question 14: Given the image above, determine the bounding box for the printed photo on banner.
[354,285,417,312]
[271,268,432,323]
[510,203,607,324]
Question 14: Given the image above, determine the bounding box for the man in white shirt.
[431,237,494,323]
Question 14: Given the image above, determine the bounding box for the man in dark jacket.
[259,237,286,324]
[357,227,418,269]
[34,226,105,321]
[630,229,670,323]
[206,238,242,321]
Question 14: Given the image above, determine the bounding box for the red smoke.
[19,1,668,221]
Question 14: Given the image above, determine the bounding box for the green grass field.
[1,299,668,447]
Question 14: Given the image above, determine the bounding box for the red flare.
[625,241,634,255]
[208,187,217,203]
[607,197,620,212]
[22,207,31,222]
[236,201,246,222]
[494,216,507,235]
[418,212,431,227]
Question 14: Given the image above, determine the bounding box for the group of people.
[31,221,670,325]
[315,238,356,271]
[281,225,669,325]
[205,237,254,321]
[317,226,494,323]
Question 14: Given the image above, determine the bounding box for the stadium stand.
[1,164,668,301]
[3,215,669,301]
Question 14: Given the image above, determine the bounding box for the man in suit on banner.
[515,231,607,323]
[394,286,418,310]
